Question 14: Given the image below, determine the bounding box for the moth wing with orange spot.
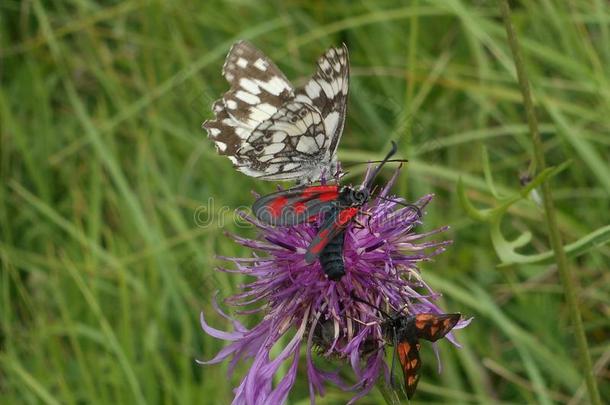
[414,313,461,342]
[397,340,422,400]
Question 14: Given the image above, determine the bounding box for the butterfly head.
[341,186,370,207]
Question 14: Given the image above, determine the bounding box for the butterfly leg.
[354,210,373,232]
[352,217,366,230]
[347,316,380,327]
[360,210,375,233]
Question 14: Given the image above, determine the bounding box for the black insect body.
[316,188,371,281]
[319,227,346,281]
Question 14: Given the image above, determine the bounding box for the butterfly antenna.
[374,196,422,218]
[348,159,409,165]
[350,292,391,319]
[363,141,398,189]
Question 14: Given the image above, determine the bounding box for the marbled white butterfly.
[203,41,349,183]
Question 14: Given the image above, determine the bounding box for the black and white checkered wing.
[203,41,350,182]
[295,44,349,162]
[236,101,327,180]
[203,40,294,168]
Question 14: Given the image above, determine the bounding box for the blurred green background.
[1,0,609,404]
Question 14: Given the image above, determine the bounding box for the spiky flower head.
[199,169,469,404]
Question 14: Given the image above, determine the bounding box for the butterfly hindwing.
[252,185,339,226]
[296,44,349,158]
[203,100,245,160]
[236,101,328,180]
[397,340,422,400]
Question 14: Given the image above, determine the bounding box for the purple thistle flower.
[199,169,470,404]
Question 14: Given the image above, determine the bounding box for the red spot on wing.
[319,191,339,201]
[300,185,339,202]
[293,201,307,214]
[310,229,331,254]
[268,196,288,218]
[337,207,359,225]
[319,229,330,238]
[301,185,338,196]
[310,240,326,254]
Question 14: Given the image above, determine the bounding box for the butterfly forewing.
[204,41,294,175]
[414,313,461,342]
[295,44,349,158]
[221,40,294,129]
[252,185,339,226]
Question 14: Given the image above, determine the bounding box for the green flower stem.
[377,380,399,405]
[499,1,602,404]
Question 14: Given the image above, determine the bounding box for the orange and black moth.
[351,294,461,399]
